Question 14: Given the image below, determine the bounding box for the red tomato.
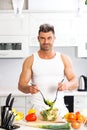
[75,111,80,116]
[25,113,37,122]
[75,111,80,119]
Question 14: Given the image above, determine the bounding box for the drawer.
[74,96,87,104]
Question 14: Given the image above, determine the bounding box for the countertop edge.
[0,88,87,96]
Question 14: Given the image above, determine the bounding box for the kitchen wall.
[0,0,87,90]
[0,46,87,89]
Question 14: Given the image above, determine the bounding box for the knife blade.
[5,93,12,107]
[9,97,14,110]
[7,113,17,128]
[4,111,13,128]
[2,107,9,126]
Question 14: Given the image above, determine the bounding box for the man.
[18,24,78,117]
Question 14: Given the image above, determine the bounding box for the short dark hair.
[38,24,55,35]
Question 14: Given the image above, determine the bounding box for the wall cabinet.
[0,0,87,51]
[28,12,77,47]
[29,0,78,11]
[0,36,29,58]
[0,13,29,36]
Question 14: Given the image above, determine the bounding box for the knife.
[1,106,5,127]
[4,111,13,128]
[2,107,9,126]
[9,97,14,110]
[2,94,12,127]
[7,113,17,129]
[5,93,12,107]
[3,98,14,126]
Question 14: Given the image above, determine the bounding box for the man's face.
[38,31,56,51]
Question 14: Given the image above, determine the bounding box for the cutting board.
[15,117,66,128]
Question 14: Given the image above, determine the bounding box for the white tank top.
[29,52,68,116]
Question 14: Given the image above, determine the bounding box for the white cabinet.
[0,36,29,58]
[74,95,87,112]
[0,1,30,58]
[29,0,78,12]
[29,12,77,47]
[0,13,29,36]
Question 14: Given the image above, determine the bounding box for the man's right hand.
[29,85,39,94]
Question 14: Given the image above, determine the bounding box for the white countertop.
[0,124,87,130]
[0,87,87,96]
[0,87,27,96]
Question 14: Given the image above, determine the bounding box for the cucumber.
[38,123,70,129]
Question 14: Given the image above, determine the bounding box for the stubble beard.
[40,43,52,52]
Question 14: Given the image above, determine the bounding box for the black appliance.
[64,96,74,112]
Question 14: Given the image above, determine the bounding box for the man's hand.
[29,85,39,94]
[58,82,68,91]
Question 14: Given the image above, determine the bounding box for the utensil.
[31,79,64,107]
[4,112,13,128]
[31,83,49,106]
[2,97,15,127]
[1,93,12,127]
[5,93,12,107]
[9,97,14,110]
[53,79,64,103]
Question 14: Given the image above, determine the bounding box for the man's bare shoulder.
[61,53,71,60]
[61,53,72,66]
[23,54,34,67]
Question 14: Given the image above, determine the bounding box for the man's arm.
[18,55,35,93]
[58,54,78,91]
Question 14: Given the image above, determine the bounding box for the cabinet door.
[29,13,76,47]
[74,96,87,112]
[29,0,78,11]
[0,13,29,35]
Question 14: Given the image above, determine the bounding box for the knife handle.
[1,106,5,127]
[9,97,14,110]
[6,93,12,107]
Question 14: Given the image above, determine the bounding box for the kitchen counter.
[0,87,87,96]
[0,124,87,130]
